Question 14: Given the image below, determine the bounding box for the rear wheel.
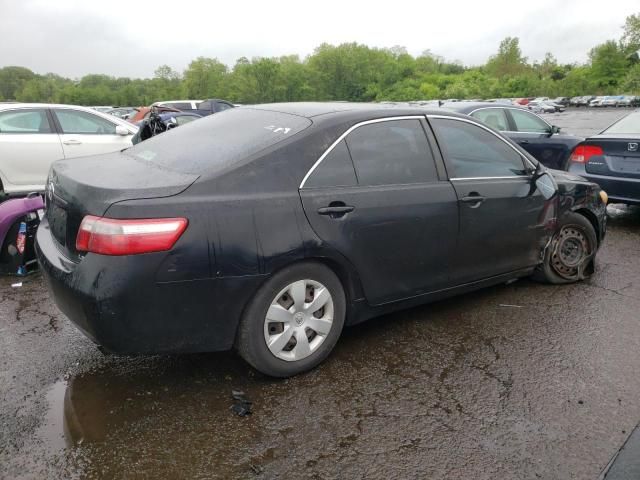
[533,212,597,284]
[236,262,345,377]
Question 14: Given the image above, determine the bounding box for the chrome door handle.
[63,139,81,145]
[459,195,486,208]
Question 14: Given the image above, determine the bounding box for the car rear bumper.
[35,218,265,354]
[567,167,640,205]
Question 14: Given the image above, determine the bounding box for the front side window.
[54,110,117,134]
[0,109,52,133]
[509,109,550,133]
[345,119,438,186]
[304,140,357,188]
[470,108,509,131]
[431,118,527,178]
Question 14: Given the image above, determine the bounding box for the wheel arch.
[572,207,601,246]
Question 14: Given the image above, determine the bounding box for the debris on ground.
[231,390,252,416]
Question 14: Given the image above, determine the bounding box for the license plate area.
[48,203,68,246]
[609,155,640,175]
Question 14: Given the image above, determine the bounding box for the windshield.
[125,108,311,175]
[603,112,640,134]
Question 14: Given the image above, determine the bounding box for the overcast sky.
[0,0,637,78]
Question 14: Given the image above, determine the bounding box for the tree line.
[1,13,639,106]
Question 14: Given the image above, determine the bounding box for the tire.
[236,262,346,377]
[533,212,598,284]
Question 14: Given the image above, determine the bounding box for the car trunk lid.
[583,135,640,179]
[46,151,198,258]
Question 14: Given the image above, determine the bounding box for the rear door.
[429,115,548,284]
[299,117,459,306]
[505,108,569,169]
[51,108,133,159]
[0,108,63,191]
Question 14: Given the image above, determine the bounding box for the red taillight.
[76,216,188,255]
[570,145,604,163]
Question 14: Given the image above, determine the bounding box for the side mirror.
[115,125,130,136]
[545,125,560,137]
[535,172,557,200]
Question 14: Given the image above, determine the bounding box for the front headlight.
[599,190,608,204]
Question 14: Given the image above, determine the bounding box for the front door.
[299,117,459,306]
[429,116,549,284]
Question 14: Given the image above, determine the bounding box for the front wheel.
[236,262,346,377]
[533,212,598,284]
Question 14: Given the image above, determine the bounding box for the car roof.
[437,101,529,114]
[243,101,467,120]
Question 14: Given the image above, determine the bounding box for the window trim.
[427,114,536,179]
[0,107,55,135]
[299,115,428,189]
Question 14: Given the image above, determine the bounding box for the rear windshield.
[603,113,640,134]
[125,108,311,175]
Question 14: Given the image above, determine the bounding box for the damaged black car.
[35,103,607,377]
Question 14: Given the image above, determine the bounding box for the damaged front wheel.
[534,213,597,284]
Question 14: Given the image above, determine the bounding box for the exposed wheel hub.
[550,225,592,279]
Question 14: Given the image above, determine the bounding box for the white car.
[0,103,138,195]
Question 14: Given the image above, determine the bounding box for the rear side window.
[0,109,52,133]
[509,109,549,133]
[470,109,509,131]
[304,140,357,188]
[431,118,527,178]
[126,108,312,175]
[345,119,438,186]
[54,109,117,134]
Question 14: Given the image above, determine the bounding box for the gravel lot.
[1,108,639,480]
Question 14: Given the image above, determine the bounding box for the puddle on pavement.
[36,379,68,452]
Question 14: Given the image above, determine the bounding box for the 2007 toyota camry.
[36,103,607,377]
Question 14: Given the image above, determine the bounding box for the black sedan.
[36,103,607,377]
[443,102,583,170]
[567,110,640,205]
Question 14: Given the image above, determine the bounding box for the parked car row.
[570,95,640,108]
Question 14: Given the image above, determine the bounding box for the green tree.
[0,66,36,100]
[589,40,628,89]
[622,13,640,52]
[182,57,228,98]
[485,37,529,78]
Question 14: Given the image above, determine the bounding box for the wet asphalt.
[1,108,639,480]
